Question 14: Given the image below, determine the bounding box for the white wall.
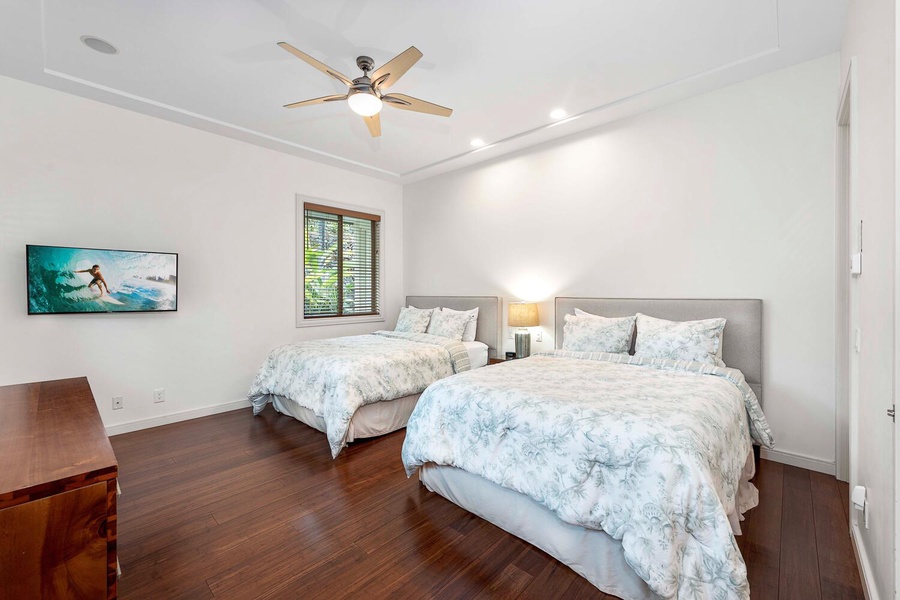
[0,75,403,431]
[404,54,840,473]
[841,0,896,597]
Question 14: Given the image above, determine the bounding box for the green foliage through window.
[304,204,379,318]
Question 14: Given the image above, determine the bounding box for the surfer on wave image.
[74,264,111,296]
[26,245,177,314]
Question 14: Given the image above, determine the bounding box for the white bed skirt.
[419,457,757,600]
[419,463,659,600]
[270,393,421,443]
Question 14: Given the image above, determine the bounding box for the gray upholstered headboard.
[555,298,763,401]
[406,296,502,359]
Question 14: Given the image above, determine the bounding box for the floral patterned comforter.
[249,331,471,457]
[402,351,774,599]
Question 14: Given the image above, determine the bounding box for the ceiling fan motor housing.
[351,76,373,92]
[356,56,375,74]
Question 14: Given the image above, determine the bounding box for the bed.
[402,298,773,600]
[248,295,500,457]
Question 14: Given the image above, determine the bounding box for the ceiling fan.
[277,42,452,137]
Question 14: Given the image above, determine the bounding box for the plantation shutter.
[303,202,380,319]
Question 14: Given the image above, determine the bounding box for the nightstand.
[488,357,513,365]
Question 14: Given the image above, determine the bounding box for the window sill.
[296,315,386,328]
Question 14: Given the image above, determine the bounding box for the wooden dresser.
[0,378,118,599]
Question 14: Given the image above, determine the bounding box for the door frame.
[895,4,900,592]
[835,58,857,485]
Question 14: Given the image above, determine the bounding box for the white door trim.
[835,57,857,484]
[894,3,900,592]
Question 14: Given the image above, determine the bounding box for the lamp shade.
[508,302,539,328]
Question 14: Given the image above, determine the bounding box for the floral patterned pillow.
[395,306,433,333]
[439,307,479,342]
[426,310,471,341]
[562,313,635,354]
[634,313,726,366]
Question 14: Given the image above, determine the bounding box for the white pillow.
[439,307,479,342]
[426,310,470,341]
[562,313,636,354]
[634,313,726,366]
[395,306,433,333]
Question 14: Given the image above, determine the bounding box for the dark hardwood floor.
[111,409,864,599]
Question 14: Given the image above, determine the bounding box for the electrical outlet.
[508,330,514,339]
[153,388,166,403]
[112,396,123,410]
[535,330,543,343]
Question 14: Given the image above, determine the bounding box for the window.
[299,199,381,325]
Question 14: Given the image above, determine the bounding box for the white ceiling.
[0,1,846,183]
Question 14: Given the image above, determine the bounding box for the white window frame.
[296,194,385,328]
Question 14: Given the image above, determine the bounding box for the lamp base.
[514,330,532,358]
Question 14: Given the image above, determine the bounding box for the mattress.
[462,341,488,369]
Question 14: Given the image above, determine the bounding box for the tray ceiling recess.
[0,1,847,182]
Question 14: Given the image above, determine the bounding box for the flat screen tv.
[27,245,178,314]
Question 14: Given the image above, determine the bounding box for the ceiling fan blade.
[277,42,354,87]
[370,46,423,90]
[382,93,452,117]
[363,113,381,137]
[283,94,348,109]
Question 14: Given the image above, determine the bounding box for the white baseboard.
[850,523,880,600]
[105,398,251,437]
[759,448,836,475]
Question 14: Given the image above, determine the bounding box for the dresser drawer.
[0,482,108,599]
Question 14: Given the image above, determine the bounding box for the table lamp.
[508,301,539,358]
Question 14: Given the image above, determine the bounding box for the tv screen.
[27,245,178,314]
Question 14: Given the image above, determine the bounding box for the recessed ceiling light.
[469,138,486,148]
[80,36,119,55]
[550,108,567,120]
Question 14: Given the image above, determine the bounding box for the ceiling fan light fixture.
[348,90,383,117]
